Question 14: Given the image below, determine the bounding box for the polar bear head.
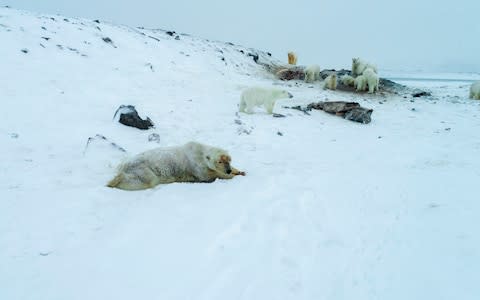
[274,89,293,99]
[205,150,233,175]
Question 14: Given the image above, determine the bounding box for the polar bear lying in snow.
[239,87,293,114]
[107,142,245,190]
[352,57,378,77]
[304,65,321,83]
[470,81,480,100]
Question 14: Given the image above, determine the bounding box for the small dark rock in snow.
[444,128,451,131]
[113,105,154,130]
[20,48,28,54]
[41,36,50,41]
[411,108,416,111]
[93,19,100,23]
[63,18,69,22]
[175,35,180,40]
[102,37,113,44]
[267,52,272,56]
[272,113,286,118]
[50,17,56,21]
[10,133,19,139]
[96,26,101,31]
[247,52,259,63]
[56,44,63,50]
[234,119,242,125]
[412,91,431,98]
[41,26,47,30]
[39,43,45,48]
[277,131,283,136]
[165,31,175,36]
[148,133,161,143]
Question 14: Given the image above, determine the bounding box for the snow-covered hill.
[1,7,480,300]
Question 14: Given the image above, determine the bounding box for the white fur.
[239,87,292,114]
[354,75,368,92]
[341,74,355,87]
[304,64,321,83]
[363,68,379,93]
[107,142,235,190]
[470,81,480,100]
[323,74,337,90]
[352,57,378,77]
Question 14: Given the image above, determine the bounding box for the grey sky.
[3,0,479,72]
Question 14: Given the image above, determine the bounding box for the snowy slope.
[1,7,480,300]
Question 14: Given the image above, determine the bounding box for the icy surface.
[1,7,480,300]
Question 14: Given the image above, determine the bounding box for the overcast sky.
[3,0,480,72]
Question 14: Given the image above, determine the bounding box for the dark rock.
[412,91,432,97]
[344,108,373,124]
[247,52,259,63]
[63,18,69,22]
[10,133,19,138]
[21,48,28,54]
[277,131,283,136]
[113,105,154,130]
[267,52,272,56]
[41,36,50,41]
[308,101,373,124]
[93,19,100,23]
[276,67,305,81]
[102,37,113,44]
[41,26,47,30]
[272,113,286,118]
[165,31,175,36]
[175,35,180,40]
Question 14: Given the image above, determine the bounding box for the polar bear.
[107,141,245,190]
[323,73,337,90]
[363,68,379,93]
[470,81,480,100]
[354,75,368,92]
[288,52,298,65]
[239,87,293,114]
[352,57,378,77]
[341,74,355,87]
[304,64,321,83]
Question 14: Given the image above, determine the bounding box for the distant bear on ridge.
[470,81,480,100]
[304,65,321,83]
[288,52,298,65]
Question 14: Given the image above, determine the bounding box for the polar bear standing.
[363,68,379,93]
[352,57,378,77]
[470,81,480,100]
[288,52,298,65]
[341,74,355,87]
[354,75,368,92]
[239,87,293,114]
[107,141,245,190]
[323,73,337,90]
[304,65,321,83]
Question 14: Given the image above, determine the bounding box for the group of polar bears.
[302,57,380,93]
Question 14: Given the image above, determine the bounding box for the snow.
[1,7,480,300]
